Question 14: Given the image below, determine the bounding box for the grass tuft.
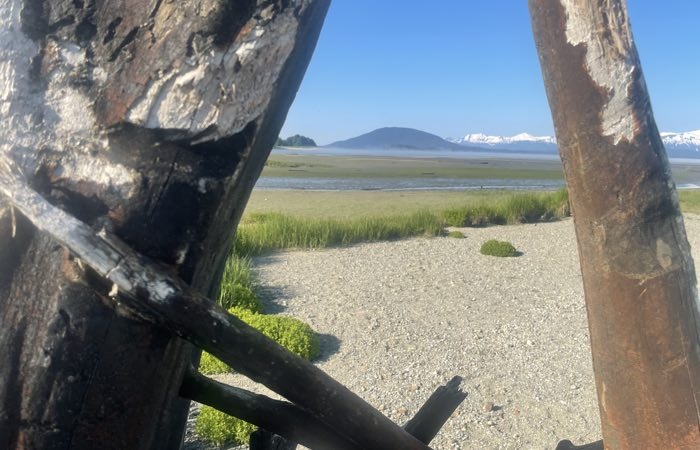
[447,230,465,238]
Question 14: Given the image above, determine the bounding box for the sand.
[185,214,700,450]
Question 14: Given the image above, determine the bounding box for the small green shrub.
[229,306,320,361]
[480,239,518,257]
[196,405,257,446]
[447,230,465,238]
[198,307,320,375]
[195,308,321,444]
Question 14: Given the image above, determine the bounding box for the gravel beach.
[186,214,700,450]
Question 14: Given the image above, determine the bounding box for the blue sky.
[280,1,700,145]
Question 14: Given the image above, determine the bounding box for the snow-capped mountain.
[448,130,700,157]
[448,132,558,153]
[660,130,700,154]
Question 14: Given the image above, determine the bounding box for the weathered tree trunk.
[529,1,700,448]
[0,1,330,448]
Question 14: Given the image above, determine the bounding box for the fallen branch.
[0,161,430,450]
[180,367,355,450]
[403,376,467,444]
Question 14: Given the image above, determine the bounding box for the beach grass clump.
[196,406,257,447]
[441,189,569,227]
[480,239,518,257]
[236,210,442,256]
[219,282,261,312]
[447,230,465,238]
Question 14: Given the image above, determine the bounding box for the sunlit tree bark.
[530,1,700,448]
[0,1,329,447]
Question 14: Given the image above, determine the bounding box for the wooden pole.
[529,1,700,448]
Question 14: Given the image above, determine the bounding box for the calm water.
[255,177,564,191]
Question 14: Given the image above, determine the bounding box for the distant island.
[276,134,317,147]
[327,127,465,151]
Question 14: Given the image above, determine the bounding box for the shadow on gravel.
[255,286,295,314]
[315,333,341,363]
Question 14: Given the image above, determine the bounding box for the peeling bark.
[0,0,330,447]
[530,1,700,448]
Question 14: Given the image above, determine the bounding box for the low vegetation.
[441,189,569,227]
[195,406,258,447]
[480,239,519,257]
[235,210,444,256]
[217,255,261,312]
[447,230,465,238]
[236,189,569,255]
[197,254,320,446]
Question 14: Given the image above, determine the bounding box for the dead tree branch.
[180,368,356,450]
[403,376,467,445]
[0,161,430,450]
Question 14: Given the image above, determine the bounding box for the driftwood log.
[530,0,700,448]
[0,1,330,447]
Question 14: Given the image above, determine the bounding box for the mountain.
[660,130,700,157]
[449,130,700,157]
[328,127,466,151]
[449,132,558,153]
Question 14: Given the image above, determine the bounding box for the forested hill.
[328,127,465,150]
[276,134,317,147]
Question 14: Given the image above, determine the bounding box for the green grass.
[441,189,569,227]
[679,190,700,214]
[447,230,465,238]
[237,189,569,255]
[236,210,444,256]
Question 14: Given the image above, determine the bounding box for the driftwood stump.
[0,1,329,447]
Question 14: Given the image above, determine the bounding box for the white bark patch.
[561,0,639,145]
[655,239,673,270]
[50,150,139,200]
[126,7,301,140]
[0,6,138,198]
[0,0,42,160]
